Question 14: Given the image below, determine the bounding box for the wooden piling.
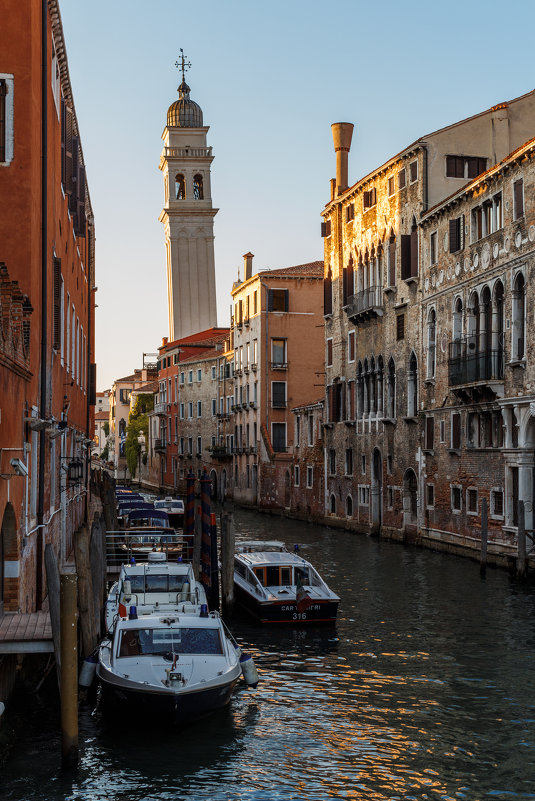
[74,525,97,658]
[220,512,235,616]
[193,505,202,580]
[210,512,220,611]
[480,497,488,577]
[90,514,106,638]
[44,543,61,681]
[517,500,527,579]
[60,571,78,767]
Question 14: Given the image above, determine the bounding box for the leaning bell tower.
[159,51,218,341]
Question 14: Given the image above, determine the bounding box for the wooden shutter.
[342,266,348,306]
[89,363,96,406]
[324,272,332,315]
[327,385,333,422]
[0,79,7,162]
[400,235,411,280]
[426,416,434,449]
[52,258,62,350]
[449,218,459,253]
[452,413,461,449]
[321,222,327,237]
[64,107,74,194]
[514,179,524,219]
[410,228,418,277]
[283,289,289,312]
[267,290,273,311]
[388,239,396,285]
[69,135,79,212]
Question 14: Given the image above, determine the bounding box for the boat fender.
[234,643,243,659]
[79,654,97,687]
[240,653,259,688]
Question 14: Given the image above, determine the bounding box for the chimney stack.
[331,122,354,195]
[243,252,254,281]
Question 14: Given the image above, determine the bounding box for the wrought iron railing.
[448,339,504,386]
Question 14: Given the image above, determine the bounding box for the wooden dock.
[0,612,54,654]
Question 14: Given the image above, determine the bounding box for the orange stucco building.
[0,0,95,655]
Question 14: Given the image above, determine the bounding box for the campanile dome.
[167,80,203,128]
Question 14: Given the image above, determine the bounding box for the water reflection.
[2,508,535,800]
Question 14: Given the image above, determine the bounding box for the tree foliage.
[125,393,153,478]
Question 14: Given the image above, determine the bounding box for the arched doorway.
[210,470,218,501]
[371,448,382,529]
[402,469,418,529]
[0,503,17,614]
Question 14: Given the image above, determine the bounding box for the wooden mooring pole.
[480,497,488,577]
[60,571,78,767]
[220,512,235,616]
[517,500,527,579]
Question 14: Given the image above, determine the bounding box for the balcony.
[346,286,383,321]
[154,438,167,453]
[270,361,288,370]
[164,146,212,158]
[154,402,167,416]
[207,445,232,461]
[448,339,504,400]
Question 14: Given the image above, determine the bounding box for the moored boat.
[233,540,339,624]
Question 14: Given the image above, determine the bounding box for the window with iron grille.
[272,381,287,408]
[451,486,462,512]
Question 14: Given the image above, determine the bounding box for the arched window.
[453,297,463,343]
[193,174,203,200]
[407,352,418,417]
[175,173,186,200]
[426,307,436,379]
[346,495,353,517]
[492,280,504,379]
[387,358,395,419]
[330,494,336,515]
[376,356,384,417]
[357,361,364,419]
[512,272,525,361]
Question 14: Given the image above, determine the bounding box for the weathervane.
[175,49,191,82]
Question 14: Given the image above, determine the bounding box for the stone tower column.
[159,77,218,340]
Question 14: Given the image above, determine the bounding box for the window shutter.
[283,289,289,312]
[0,80,6,163]
[324,272,332,315]
[514,179,524,218]
[321,222,327,237]
[389,239,396,285]
[400,235,411,280]
[410,228,418,277]
[452,413,461,449]
[449,218,459,253]
[89,363,96,406]
[52,258,62,350]
[342,266,348,306]
[267,290,274,312]
[426,416,434,449]
[69,135,80,212]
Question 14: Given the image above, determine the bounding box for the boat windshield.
[123,573,189,593]
[118,627,223,657]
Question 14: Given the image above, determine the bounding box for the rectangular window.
[180,372,185,384]
[398,169,406,189]
[409,161,418,183]
[514,178,524,220]
[211,398,217,416]
[272,422,286,453]
[188,402,193,419]
[197,400,202,417]
[272,338,287,367]
[321,219,332,237]
[491,489,504,518]
[188,370,193,384]
[430,231,437,265]
[345,448,353,476]
[451,486,462,512]
[295,415,301,447]
[396,314,405,341]
[326,338,333,367]
[401,229,418,280]
[388,176,395,196]
[308,415,314,446]
[0,75,14,164]
[440,419,446,444]
[449,216,463,253]
[345,203,354,222]
[446,155,486,179]
[197,369,202,382]
[294,465,300,487]
[53,258,62,351]
[180,403,185,419]
[426,484,435,509]
[388,237,396,286]
[268,288,289,312]
[361,454,366,475]
[306,466,313,489]
[363,187,377,210]
[425,416,434,450]
[329,449,336,475]
[272,381,287,408]
[211,365,216,379]
[348,330,355,363]
[359,486,370,506]
[467,488,478,515]
[197,436,202,455]
[451,412,461,449]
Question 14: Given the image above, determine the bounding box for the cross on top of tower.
[175,49,191,83]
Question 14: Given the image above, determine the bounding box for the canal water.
[2,508,535,800]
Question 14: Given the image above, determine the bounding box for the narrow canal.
[2,508,535,800]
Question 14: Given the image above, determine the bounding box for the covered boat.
[233,541,339,624]
[97,611,245,724]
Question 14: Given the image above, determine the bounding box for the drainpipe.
[37,0,48,608]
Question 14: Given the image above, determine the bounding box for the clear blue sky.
[59,0,535,391]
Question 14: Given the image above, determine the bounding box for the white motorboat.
[233,540,340,624]
[97,610,254,725]
[105,552,207,634]
[154,497,185,529]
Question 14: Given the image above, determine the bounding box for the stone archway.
[0,503,17,614]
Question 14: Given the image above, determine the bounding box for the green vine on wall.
[125,393,153,477]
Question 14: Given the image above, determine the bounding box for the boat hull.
[234,582,338,624]
[97,667,239,725]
